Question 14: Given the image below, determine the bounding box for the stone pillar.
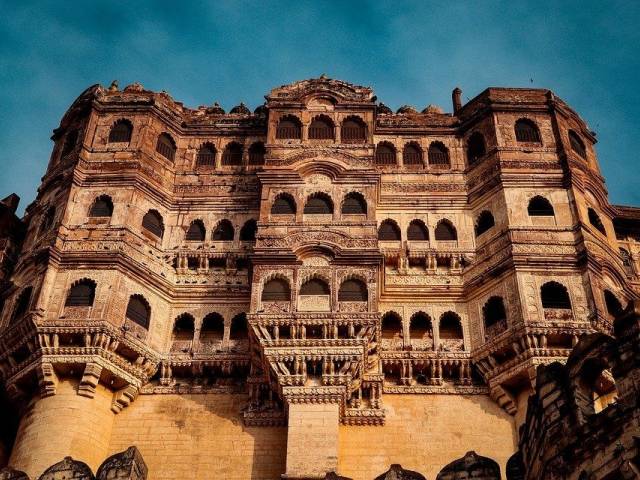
[284,402,340,479]
[9,380,116,479]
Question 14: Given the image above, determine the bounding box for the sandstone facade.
[0,77,639,479]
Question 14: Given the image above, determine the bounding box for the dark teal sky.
[1,1,639,214]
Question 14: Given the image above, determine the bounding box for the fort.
[0,76,638,479]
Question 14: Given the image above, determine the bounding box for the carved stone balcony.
[0,314,160,412]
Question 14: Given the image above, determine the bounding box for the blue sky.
[1,1,639,215]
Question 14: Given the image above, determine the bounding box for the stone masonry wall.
[338,395,516,480]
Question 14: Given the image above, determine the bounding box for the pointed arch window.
[212,220,234,241]
[375,142,396,165]
[248,142,266,165]
[466,132,486,166]
[304,193,333,214]
[262,278,291,301]
[155,133,176,161]
[89,195,113,218]
[528,196,554,217]
[403,143,423,166]
[428,142,450,168]
[407,220,429,241]
[185,220,205,241]
[569,130,587,158]
[588,208,606,235]
[142,210,164,238]
[300,278,330,296]
[378,220,401,241]
[271,194,296,215]
[65,279,96,307]
[515,119,541,143]
[222,142,243,166]
[341,117,366,143]
[338,279,368,302]
[276,116,302,139]
[341,192,367,215]
[309,116,334,140]
[541,282,571,309]
[108,120,132,143]
[125,295,150,329]
[196,144,216,167]
[240,219,257,241]
[475,211,495,237]
[435,220,457,241]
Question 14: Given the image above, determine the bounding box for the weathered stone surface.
[0,76,639,479]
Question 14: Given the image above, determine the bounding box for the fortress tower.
[0,77,638,479]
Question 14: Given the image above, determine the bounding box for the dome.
[396,105,418,114]
[422,104,444,114]
[206,102,225,115]
[254,104,268,116]
[230,102,251,115]
[377,102,392,114]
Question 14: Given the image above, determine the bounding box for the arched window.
[466,132,486,166]
[300,278,330,295]
[172,313,195,341]
[89,195,113,217]
[222,142,243,166]
[40,206,56,233]
[276,116,302,139]
[65,279,96,307]
[262,278,291,301]
[588,208,606,235]
[271,193,296,215]
[410,312,433,341]
[125,295,150,329]
[240,219,257,241]
[201,313,224,342]
[304,193,333,214]
[341,117,367,143]
[428,142,450,168]
[375,142,397,165]
[541,281,571,309]
[341,192,367,215]
[604,290,623,317]
[515,119,541,143]
[108,120,132,143]
[155,133,176,161]
[528,196,554,216]
[569,130,587,159]
[381,312,403,339]
[212,220,234,241]
[11,286,33,322]
[308,116,334,140]
[196,143,216,167]
[338,279,368,302]
[61,130,78,157]
[435,220,457,241]
[378,219,401,241]
[142,210,164,238]
[185,220,205,241]
[248,142,266,165]
[483,296,506,329]
[403,143,423,166]
[407,220,429,241]
[439,312,463,339]
[230,313,248,339]
[475,211,495,237]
